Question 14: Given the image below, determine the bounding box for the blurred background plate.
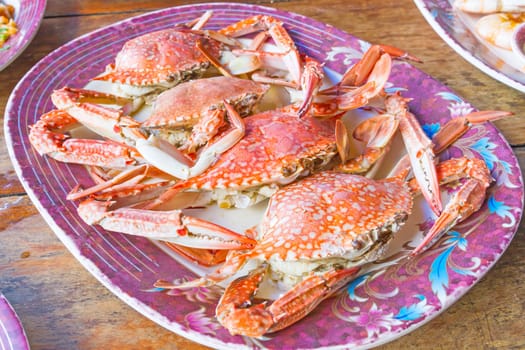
[413,0,525,92]
[0,293,30,350]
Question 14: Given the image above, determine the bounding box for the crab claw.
[339,44,420,88]
[28,109,143,169]
[215,265,361,337]
[385,93,443,215]
[136,101,245,180]
[296,57,324,118]
[78,198,256,250]
[51,87,146,143]
[336,53,392,111]
[337,114,399,173]
[410,157,492,256]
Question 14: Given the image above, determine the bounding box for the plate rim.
[0,293,30,350]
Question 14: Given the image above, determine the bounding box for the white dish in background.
[413,0,525,92]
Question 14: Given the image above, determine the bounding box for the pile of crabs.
[29,12,512,338]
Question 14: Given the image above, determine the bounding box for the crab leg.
[308,51,393,119]
[339,44,420,88]
[385,93,443,215]
[220,15,303,84]
[387,109,514,177]
[186,10,213,30]
[216,265,360,337]
[336,114,400,173]
[218,15,325,115]
[295,57,325,118]
[336,53,392,111]
[66,164,172,201]
[51,87,146,143]
[339,93,443,214]
[179,108,227,153]
[78,198,256,250]
[347,106,512,225]
[432,110,513,154]
[409,157,492,255]
[164,242,228,267]
[29,109,141,168]
[135,101,245,179]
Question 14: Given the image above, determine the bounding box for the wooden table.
[1,0,524,349]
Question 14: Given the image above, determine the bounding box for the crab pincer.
[154,92,508,337]
[31,76,268,179]
[77,198,256,250]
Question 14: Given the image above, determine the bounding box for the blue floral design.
[384,86,408,94]
[470,137,498,171]
[422,122,440,139]
[347,273,369,302]
[437,91,463,103]
[488,195,516,228]
[394,295,433,321]
[428,231,476,305]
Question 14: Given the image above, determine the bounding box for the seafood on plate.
[476,12,525,50]
[155,96,499,337]
[454,0,525,13]
[454,0,525,53]
[67,90,510,267]
[29,76,270,179]
[26,9,516,337]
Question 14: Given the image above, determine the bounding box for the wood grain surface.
[0,1,524,349]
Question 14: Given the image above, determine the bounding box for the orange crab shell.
[94,30,222,86]
[142,76,269,128]
[254,171,413,261]
[173,108,339,192]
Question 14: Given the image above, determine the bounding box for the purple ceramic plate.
[4,3,524,349]
[0,293,30,350]
[413,0,525,92]
[0,0,46,71]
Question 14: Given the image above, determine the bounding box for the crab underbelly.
[266,214,406,288]
[112,62,212,100]
[114,81,179,101]
[146,126,193,148]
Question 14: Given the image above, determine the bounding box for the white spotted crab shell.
[94,29,223,98]
[255,171,413,287]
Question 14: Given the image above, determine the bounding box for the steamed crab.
[94,11,326,112]
[152,95,499,337]
[69,92,508,253]
[94,11,222,99]
[29,76,270,179]
[202,156,492,337]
